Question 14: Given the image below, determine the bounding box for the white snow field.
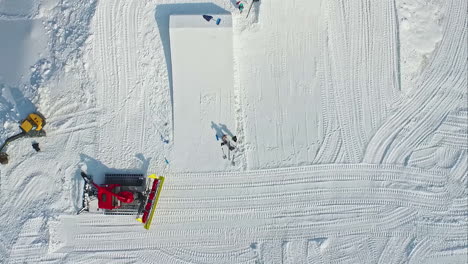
[0,0,467,263]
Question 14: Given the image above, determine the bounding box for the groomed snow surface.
[0,0,467,263]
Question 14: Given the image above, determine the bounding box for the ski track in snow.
[0,0,466,263]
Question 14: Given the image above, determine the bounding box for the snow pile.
[396,0,445,94]
[0,0,466,263]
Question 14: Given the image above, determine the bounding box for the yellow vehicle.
[19,113,44,133]
[0,113,46,164]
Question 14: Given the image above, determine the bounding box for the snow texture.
[0,0,466,263]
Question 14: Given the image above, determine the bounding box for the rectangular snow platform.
[169,14,237,171]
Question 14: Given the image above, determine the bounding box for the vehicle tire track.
[363,0,467,164]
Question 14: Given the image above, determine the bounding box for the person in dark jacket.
[221,135,237,151]
[32,142,40,152]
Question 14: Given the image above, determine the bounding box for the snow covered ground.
[0,0,466,263]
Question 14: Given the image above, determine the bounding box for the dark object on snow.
[0,152,8,164]
[236,1,245,12]
[221,135,236,151]
[160,134,169,144]
[203,15,214,22]
[221,135,228,146]
[202,15,221,25]
[32,142,40,152]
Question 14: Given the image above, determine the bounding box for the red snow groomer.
[79,171,164,230]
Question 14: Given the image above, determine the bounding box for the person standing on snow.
[32,142,40,152]
[219,134,238,160]
[236,1,246,13]
[221,135,237,151]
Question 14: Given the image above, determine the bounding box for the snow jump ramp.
[169,14,237,171]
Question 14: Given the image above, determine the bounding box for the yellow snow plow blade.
[136,174,165,230]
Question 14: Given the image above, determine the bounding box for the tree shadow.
[2,86,36,118]
[0,86,16,140]
[154,3,230,127]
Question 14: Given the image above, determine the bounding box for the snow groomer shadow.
[77,154,151,183]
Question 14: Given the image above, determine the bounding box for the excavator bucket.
[136,174,165,230]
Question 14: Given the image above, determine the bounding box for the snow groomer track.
[52,164,465,263]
